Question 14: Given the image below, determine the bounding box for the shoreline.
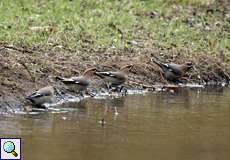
[0,84,229,114]
[0,45,229,110]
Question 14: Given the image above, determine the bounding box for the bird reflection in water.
[99,97,126,125]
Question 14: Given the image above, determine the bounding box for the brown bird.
[56,68,97,96]
[151,58,193,83]
[95,64,133,92]
[26,86,55,107]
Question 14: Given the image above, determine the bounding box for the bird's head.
[83,68,98,76]
[184,62,193,70]
[120,64,134,72]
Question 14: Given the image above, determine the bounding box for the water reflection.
[155,88,191,108]
[0,87,230,160]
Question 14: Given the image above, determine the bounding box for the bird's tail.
[55,76,76,85]
[25,96,31,100]
[94,68,108,78]
[25,96,35,103]
[55,76,65,81]
[151,57,168,69]
[94,71,107,78]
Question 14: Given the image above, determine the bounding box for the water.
[1,87,230,160]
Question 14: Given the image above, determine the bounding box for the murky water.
[1,87,230,160]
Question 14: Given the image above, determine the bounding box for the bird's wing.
[95,71,111,78]
[167,63,183,76]
[73,77,89,86]
[27,92,44,99]
[59,77,78,84]
[57,76,90,86]
[96,71,126,80]
[56,76,78,83]
[151,58,171,72]
[109,72,126,81]
[37,86,54,96]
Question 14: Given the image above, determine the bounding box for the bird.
[56,68,97,96]
[26,86,55,108]
[151,57,193,83]
[94,64,133,92]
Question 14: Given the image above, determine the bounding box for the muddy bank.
[0,44,229,111]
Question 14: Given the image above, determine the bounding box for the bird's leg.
[122,87,128,96]
[79,91,84,99]
[106,82,110,90]
[40,104,48,110]
[180,77,189,82]
[118,85,127,96]
[86,89,97,97]
[160,72,167,84]
[118,85,123,92]
[160,72,164,80]
[107,83,113,94]
[54,87,66,101]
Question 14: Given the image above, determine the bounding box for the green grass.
[0,0,229,57]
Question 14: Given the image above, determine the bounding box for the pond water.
[0,87,230,160]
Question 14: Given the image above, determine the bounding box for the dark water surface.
[1,87,230,160]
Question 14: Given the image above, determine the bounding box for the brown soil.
[0,44,229,110]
